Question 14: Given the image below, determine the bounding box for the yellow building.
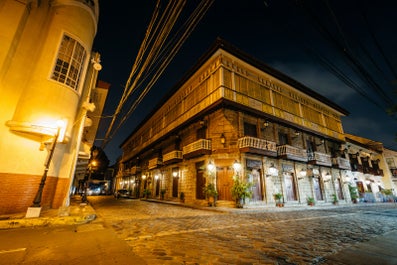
[118,39,365,208]
[0,0,100,215]
[74,80,110,193]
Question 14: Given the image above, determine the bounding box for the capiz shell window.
[51,34,86,91]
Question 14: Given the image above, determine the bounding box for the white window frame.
[51,34,87,91]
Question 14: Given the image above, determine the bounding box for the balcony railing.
[363,167,384,176]
[148,157,163,169]
[183,139,212,159]
[238,136,277,157]
[351,163,363,172]
[307,151,332,167]
[277,145,308,162]
[332,157,351,170]
[363,166,372,174]
[372,168,384,177]
[163,150,183,164]
[130,166,141,175]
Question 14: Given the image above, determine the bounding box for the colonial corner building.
[117,39,396,208]
[0,0,104,215]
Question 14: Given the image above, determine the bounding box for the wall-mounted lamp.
[323,172,331,182]
[299,168,307,179]
[294,131,300,137]
[233,160,241,173]
[142,174,147,180]
[316,139,325,146]
[220,133,226,144]
[264,120,269,128]
[267,163,278,177]
[207,161,215,172]
[172,171,178,178]
[199,120,207,127]
[342,173,351,184]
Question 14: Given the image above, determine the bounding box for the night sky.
[92,0,397,165]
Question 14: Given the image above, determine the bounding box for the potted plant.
[348,185,359,203]
[381,189,393,202]
[307,196,315,206]
[179,192,185,203]
[231,176,253,208]
[331,193,339,205]
[274,193,284,207]
[142,188,151,199]
[203,183,218,207]
[160,189,166,200]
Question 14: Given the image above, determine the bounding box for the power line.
[296,0,395,110]
[107,0,214,143]
[101,0,214,148]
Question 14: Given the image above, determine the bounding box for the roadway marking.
[0,248,26,254]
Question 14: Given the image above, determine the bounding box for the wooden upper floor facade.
[121,39,349,164]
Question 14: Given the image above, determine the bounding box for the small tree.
[203,183,218,206]
[349,185,359,203]
[160,189,166,200]
[142,188,151,199]
[179,192,185,203]
[331,193,339,205]
[274,193,283,207]
[231,176,253,208]
[306,196,315,206]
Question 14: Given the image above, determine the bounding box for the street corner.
[0,216,53,230]
[0,205,97,230]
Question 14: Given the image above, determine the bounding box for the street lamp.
[267,163,278,177]
[28,120,65,216]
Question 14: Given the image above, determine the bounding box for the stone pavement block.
[324,231,397,265]
[326,249,396,265]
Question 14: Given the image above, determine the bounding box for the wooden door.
[335,178,344,200]
[172,176,179,198]
[217,167,234,201]
[284,172,297,201]
[196,163,206,200]
[155,178,160,196]
[313,177,323,200]
[250,169,263,201]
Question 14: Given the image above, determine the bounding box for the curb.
[0,205,96,230]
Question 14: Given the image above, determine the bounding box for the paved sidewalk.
[0,195,96,230]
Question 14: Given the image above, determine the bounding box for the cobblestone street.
[89,196,397,265]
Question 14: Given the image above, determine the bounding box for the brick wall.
[0,172,61,215]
